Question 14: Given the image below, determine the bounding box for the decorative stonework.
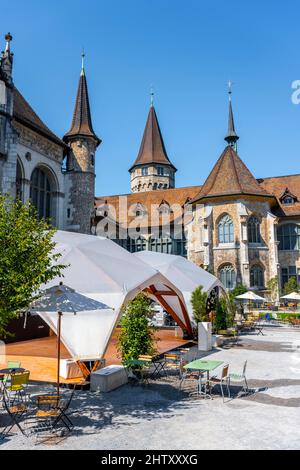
[13,121,63,162]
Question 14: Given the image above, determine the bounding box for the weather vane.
[150,85,154,106]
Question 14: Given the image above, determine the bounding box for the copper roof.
[63,70,101,145]
[191,145,274,203]
[13,87,66,148]
[129,105,176,171]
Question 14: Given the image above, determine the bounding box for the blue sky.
[4,0,300,195]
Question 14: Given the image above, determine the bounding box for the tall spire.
[224,81,239,150]
[129,103,176,171]
[63,52,101,146]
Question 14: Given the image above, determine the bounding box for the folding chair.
[206,364,230,402]
[33,389,75,436]
[0,392,29,439]
[179,360,204,395]
[7,361,21,369]
[5,371,30,404]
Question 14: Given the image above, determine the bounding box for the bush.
[191,286,209,323]
[117,293,156,363]
[283,278,299,295]
[214,295,233,332]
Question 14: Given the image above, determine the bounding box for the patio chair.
[5,371,30,403]
[163,353,181,376]
[179,360,204,394]
[206,364,230,402]
[32,389,75,437]
[228,360,249,395]
[7,361,21,369]
[0,392,29,439]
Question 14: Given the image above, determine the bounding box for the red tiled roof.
[13,87,66,148]
[191,145,274,203]
[258,174,300,217]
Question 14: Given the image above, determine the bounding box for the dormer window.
[158,200,172,215]
[131,203,147,218]
[282,196,294,206]
[280,188,298,206]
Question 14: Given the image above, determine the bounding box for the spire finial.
[5,32,12,53]
[81,48,85,76]
[150,85,154,107]
[225,80,239,149]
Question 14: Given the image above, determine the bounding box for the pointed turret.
[63,53,101,234]
[64,52,101,145]
[224,82,239,149]
[129,98,177,193]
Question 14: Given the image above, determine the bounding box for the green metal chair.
[7,361,21,369]
[228,360,249,395]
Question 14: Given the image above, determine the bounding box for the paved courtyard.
[1,327,300,450]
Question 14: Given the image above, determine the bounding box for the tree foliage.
[0,196,65,337]
[191,285,209,323]
[283,277,299,295]
[117,293,156,363]
[214,295,233,331]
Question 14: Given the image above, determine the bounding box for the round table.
[0,368,26,376]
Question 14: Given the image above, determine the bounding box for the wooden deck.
[0,328,189,385]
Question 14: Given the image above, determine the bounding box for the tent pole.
[57,311,63,397]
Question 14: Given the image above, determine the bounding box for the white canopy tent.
[38,231,195,361]
[281,292,300,301]
[134,251,224,322]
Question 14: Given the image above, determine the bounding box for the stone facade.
[130,164,175,193]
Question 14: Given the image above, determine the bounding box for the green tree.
[283,277,299,295]
[117,293,156,363]
[191,285,208,323]
[267,276,279,302]
[0,196,65,337]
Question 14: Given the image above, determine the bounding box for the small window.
[142,167,148,176]
[67,208,71,218]
[282,197,294,206]
[157,166,164,176]
[90,154,95,167]
[250,265,264,288]
[248,216,261,243]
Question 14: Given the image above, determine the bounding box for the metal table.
[183,359,224,398]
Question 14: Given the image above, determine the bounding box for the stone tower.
[63,54,101,234]
[129,102,177,193]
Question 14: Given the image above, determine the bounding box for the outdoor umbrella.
[280,292,300,301]
[31,283,113,396]
[235,291,265,317]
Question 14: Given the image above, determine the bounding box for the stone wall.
[130,164,175,193]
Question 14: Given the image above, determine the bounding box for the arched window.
[278,224,300,251]
[248,216,261,243]
[218,215,234,244]
[16,159,23,201]
[30,167,52,220]
[250,265,264,288]
[219,264,236,290]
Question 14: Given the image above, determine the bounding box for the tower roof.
[191,145,274,203]
[129,105,176,172]
[64,59,101,145]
